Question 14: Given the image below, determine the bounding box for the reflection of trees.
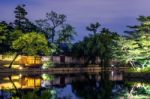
[100,72,113,99]
[21,89,53,99]
[3,75,54,99]
[71,73,113,99]
[0,75,44,98]
[72,77,97,99]
[8,76,22,97]
[122,82,150,98]
[41,73,54,81]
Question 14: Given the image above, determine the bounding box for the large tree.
[113,16,150,69]
[14,4,28,31]
[73,22,119,67]
[36,11,76,43]
[113,34,150,69]
[14,4,38,33]
[36,11,76,56]
[8,32,51,68]
[98,28,119,67]
[36,11,66,42]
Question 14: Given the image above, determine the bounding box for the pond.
[0,70,150,99]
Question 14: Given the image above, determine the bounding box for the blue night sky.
[0,0,150,41]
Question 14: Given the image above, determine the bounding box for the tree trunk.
[9,76,22,96]
[129,61,138,71]
[8,53,19,68]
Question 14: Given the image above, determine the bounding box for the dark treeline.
[0,4,77,68]
[0,4,149,69]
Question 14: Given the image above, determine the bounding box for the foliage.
[1,4,150,70]
[0,21,14,53]
[113,16,150,69]
[6,32,52,68]
[21,89,53,99]
[14,4,28,32]
[86,22,101,34]
[12,32,51,55]
[57,24,76,43]
[36,11,72,43]
[73,25,119,67]
[128,67,150,73]
[42,61,54,69]
[120,82,150,98]
[113,35,150,69]
[125,16,150,38]
[36,11,76,55]
[14,4,39,33]
[42,73,54,81]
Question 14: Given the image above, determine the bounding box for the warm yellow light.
[19,74,22,78]
[19,66,23,70]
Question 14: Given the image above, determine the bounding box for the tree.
[125,16,150,38]
[86,22,101,35]
[14,4,28,32]
[0,21,14,53]
[14,4,38,33]
[73,25,119,67]
[36,11,76,55]
[113,34,150,69]
[36,11,66,42]
[57,24,76,43]
[8,32,51,68]
[0,22,8,47]
[98,28,119,67]
[113,16,150,69]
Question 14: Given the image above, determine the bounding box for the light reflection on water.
[0,70,150,99]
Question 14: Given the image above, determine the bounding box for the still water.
[0,71,150,99]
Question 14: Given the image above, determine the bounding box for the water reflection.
[0,71,150,99]
[0,75,41,89]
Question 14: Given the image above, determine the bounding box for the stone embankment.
[0,67,129,74]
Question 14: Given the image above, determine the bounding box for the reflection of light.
[3,65,20,69]
[111,64,114,67]
[0,82,21,89]
[136,83,143,88]
[0,78,41,89]
[3,76,20,80]
[19,66,23,70]
[51,90,56,95]
[111,70,114,76]
[41,73,54,81]
[19,74,22,78]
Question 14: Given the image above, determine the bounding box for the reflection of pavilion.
[20,77,41,88]
[0,72,123,90]
[0,75,41,89]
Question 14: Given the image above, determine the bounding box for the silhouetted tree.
[36,11,66,42]
[14,4,28,32]
[86,22,101,35]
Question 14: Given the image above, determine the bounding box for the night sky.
[0,0,150,41]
